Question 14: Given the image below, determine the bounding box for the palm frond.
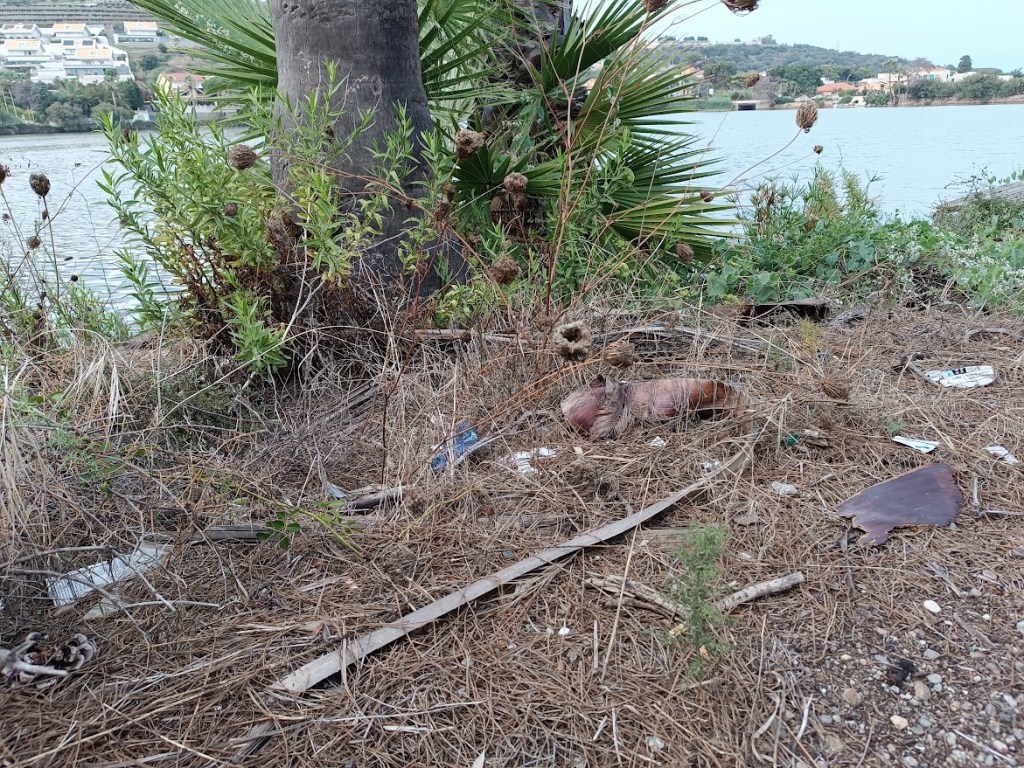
[132,0,513,116]
[130,0,276,94]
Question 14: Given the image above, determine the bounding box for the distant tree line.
[906,74,1024,103]
[654,40,909,78]
[0,71,144,129]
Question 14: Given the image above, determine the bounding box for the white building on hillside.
[949,70,979,83]
[0,21,133,83]
[0,23,42,41]
[115,21,159,44]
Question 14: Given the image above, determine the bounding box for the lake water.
[685,104,1024,216]
[1,104,1022,302]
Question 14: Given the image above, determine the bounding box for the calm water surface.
[686,104,1024,216]
[1,104,1022,302]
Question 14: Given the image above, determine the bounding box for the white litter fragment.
[47,542,168,607]
[83,594,123,620]
[892,436,939,454]
[923,600,942,615]
[558,626,570,637]
[924,365,995,389]
[698,461,723,474]
[324,479,347,499]
[511,447,558,474]
[771,481,799,497]
[986,445,1020,465]
[648,437,667,448]
[645,735,665,751]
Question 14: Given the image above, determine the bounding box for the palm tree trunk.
[271,0,461,299]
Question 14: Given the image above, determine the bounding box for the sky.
[640,0,1024,72]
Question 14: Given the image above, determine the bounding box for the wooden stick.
[713,571,805,614]
[586,575,681,618]
[587,570,806,624]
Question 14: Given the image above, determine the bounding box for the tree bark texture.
[271,0,460,299]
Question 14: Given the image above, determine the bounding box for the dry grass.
[3,299,1024,767]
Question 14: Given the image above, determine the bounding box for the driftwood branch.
[714,572,805,614]
[586,571,806,627]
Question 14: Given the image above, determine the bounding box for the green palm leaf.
[130,0,511,110]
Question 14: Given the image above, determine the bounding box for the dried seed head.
[722,0,759,12]
[813,144,824,155]
[432,199,452,223]
[535,311,555,334]
[744,73,761,88]
[221,202,238,218]
[41,209,49,221]
[27,234,41,250]
[70,274,79,283]
[29,173,50,198]
[821,375,850,400]
[490,256,520,285]
[643,0,669,12]
[503,172,529,195]
[0,164,8,186]
[602,339,636,368]
[454,129,485,160]
[796,101,819,132]
[701,191,715,203]
[675,242,695,263]
[227,144,258,170]
[552,320,593,362]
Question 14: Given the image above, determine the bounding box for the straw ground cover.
[3,296,1023,767]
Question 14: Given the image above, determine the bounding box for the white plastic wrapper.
[924,365,995,388]
[46,543,167,606]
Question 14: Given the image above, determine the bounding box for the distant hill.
[654,39,911,76]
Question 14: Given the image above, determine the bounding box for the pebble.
[927,673,943,684]
[903,757,919,767]
[843,688,863,707]
[923,599,942,614]
[913,681,931,702]
[840,653,853,661]
[993,739,1009,754]
[824,735,844,755]
[923,649,941,660]
[1017,620,1024,637]
[891,715,910,730]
